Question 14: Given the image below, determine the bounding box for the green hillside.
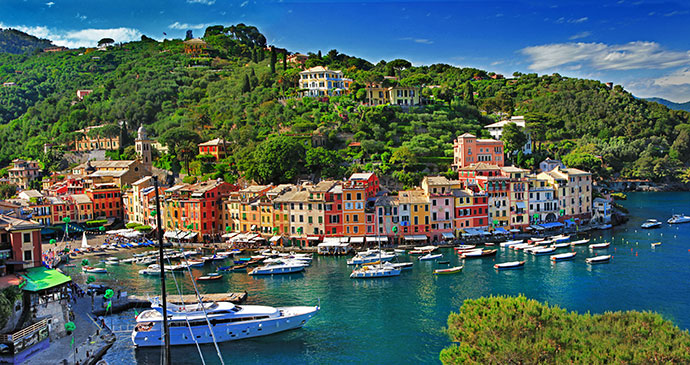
[0,24,689,186]
[0,28,54,54]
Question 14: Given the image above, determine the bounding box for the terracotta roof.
[458,133,476,138]
[458,163,502,172]
[198,138,228,147]
[0,214,42,231]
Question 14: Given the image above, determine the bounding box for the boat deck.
[129,292,247,305]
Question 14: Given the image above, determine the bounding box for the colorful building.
[163,180,238,238]
[86,183,122,219]
[421,176,459,241]
[8,159,41,190]
[452,133,504,170]
[299,66,352,97]
[0,215,42,271]
[198,138,229,161]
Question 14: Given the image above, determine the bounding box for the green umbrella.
[62,217,71,223]
[103,289,114,299]
[150,210,157,216]
[64,321,76,333]
[81,259,89,266]
[86,275,95,284]
[186,224,193,229]
[49,239,57,245]
[99,226,105,232]
[392,226,398,233]
[226,226,232,232]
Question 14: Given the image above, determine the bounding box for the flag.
[134,309,139,318]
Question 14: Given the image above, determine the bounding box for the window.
[24,250,32,261]
[23,233,31,243]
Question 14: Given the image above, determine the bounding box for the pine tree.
[464,81,475,105]
[317,50,322,58]
[252,48,258,63]
[282,51,287,71]
[249,69,258,89]
[241,74,251,93]
[270,47,277,74]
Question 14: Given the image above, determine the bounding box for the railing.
[0,318,49,342]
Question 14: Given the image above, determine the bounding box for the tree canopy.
[441,295,690,364]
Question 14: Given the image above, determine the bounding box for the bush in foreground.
[440,295,690,364]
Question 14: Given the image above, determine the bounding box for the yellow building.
[299,66,352,97]
[364,84,421,106]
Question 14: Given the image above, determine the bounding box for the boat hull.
[132,306,318,347]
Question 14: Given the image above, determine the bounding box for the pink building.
[452,133,504,170]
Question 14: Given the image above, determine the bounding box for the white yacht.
[350,262,401,278]
[641,219,662,229]
[668,214,690,224]
[139,264,164,276]
[346,250,395,265]
[249,260,306,275]
[132,298,319,347]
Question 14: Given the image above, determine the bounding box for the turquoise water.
[62,192,690,364]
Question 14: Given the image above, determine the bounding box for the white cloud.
[45,2,55,7]
[76,13,87,21]
[568,31,591,40]
[569,17,588,23]
[186,0,215,5]
[399,37,433,45]
[0,23,142,48]
[654,68,690,87]
[240,1,248,7]
[522,41,690,71]
[168,22,211,30]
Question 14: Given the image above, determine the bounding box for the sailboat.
[81,232,89,249]
[131,177,319,355]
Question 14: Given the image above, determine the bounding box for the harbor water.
[61,192,690,364]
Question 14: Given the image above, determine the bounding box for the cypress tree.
[282,51,287,71]
[270,47,276,74]
[464,81,475,105]
[241,74,251,93]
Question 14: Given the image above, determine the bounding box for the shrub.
[440,295,690,364]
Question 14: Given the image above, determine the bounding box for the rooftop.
[458,163,502,172]
[0,214,42,231]
[70,194,92,205]
[349,172,375,181]
[198,138,228,147]
[21,267,72,292]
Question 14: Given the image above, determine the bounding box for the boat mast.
[153,176,171,365]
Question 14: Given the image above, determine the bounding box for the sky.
[2,0,690,102]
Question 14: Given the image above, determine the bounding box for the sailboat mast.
[153,176,171,365]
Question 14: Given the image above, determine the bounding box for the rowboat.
[494,261,525,270]
[186,260,205,268]
[197,273,222,281]
[511,243,533,251]
[460,249,497,259]
[570,239,590,246]
[589,242,610,250]
[585,255,611,264]
[551,242,570,249]
[82,266,107,273]
[454,245,476,251]
[651,242,661,247]
[433,266,463,275]
[391,262,414,270]
[550,252,576,261]
[530,247,557,255]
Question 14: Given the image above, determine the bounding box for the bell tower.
[135,125,152,172]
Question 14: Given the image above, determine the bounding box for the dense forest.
[440,295,690,363]
[0,28,54,55]
[0,25,689,187]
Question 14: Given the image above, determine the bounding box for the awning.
[222,232,238,239]
[493,227,508,235]
[366,236,388,243]
[539,222,564,229]
[404,235,427,241]
[350,237,365,243]
[516,202,526,209]
[21,267,72,292]
[269,236,282,242]
[509,229,520,233]
[441,232,455,239]
[307,236,320,241]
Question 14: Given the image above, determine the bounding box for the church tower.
[135,125,152,172]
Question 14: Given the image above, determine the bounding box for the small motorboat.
[585,255,611,264]
[391,262,413,270]
[499,240,522,248]
[570,239,590,246]
[460,249,497,259]
[651,242,661,248]
[350,262,401,278]
[667,214,690,224]
[197,273,222,281]
[598,224,613,230]
[232,263,249,272]
[551,242,570,249]
[186,260,205,267]
[419,253,443,261]
[82,266,107,273]
[218,265,233,271]
[120,258,137,264]
[589,242,610,250]
[550,235,570,243]
[394,249,407,254]
[139,265,164,276]
[641,219,662,229]
[433,266,463,275]
[551,252,576,262]
[530,247,557,256]
[494,261,525,270]
[454,245,477,252]
[511,243,533,251]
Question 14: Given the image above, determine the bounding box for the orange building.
[86,183,123,219]
[342,173,380,236]
[163,180,239,237]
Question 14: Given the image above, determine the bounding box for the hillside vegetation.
[0,28,54,55]
[0,25,689,186]
[440,295,690,364]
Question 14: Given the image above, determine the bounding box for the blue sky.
[2,0,690,102]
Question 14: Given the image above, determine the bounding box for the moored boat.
[249,261,306,275]
[460,249,497,259]
[641,219,662,229]
[433,266,463,275]
[570,239,590,246]
[197,273,222,281]
[667,214,690,224]
[550,252,576,261]
[418,253,443,261]
[494,261,525,270]
[589,242,610,250]
[585,255,611,264]
[83,266,107,273]
[499,240,522,248]
[651,242,661,247]
[132,298,319,347]
[530,247,557,256]
[454,245,477,252]
[350,262,401,278]
[551,242,570,249]
[391,262,413,270]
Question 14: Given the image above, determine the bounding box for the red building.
[453,189,489,231]
[163,180,239,237]
[86,183,123,219]
[0,215,42,271]
[452,133,505,170]
[47,197,77,224]
[324,184,343,236]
